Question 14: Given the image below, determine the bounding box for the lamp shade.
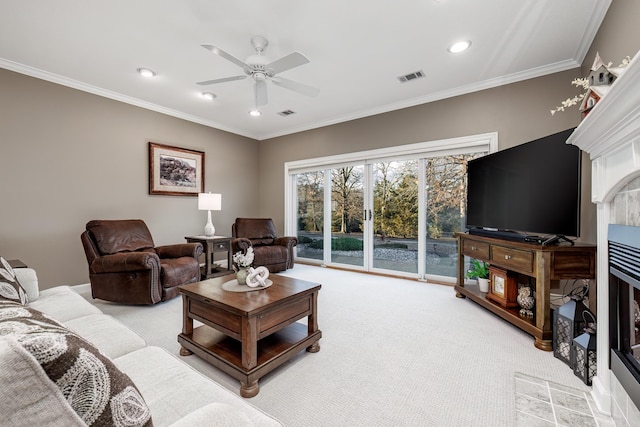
[198,193,221,211]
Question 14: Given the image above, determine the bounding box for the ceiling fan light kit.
[197,35,319,111]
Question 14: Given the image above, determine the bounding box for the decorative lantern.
[571,311,597,385]
[553,291,592,366]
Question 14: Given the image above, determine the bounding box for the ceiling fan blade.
[267,52,310,75]
[271,76,319,97]
[201,44,248,70]
[255,80,268,106]
[196,75,247,85]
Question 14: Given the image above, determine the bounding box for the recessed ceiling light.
[249,109,261,117]
[137,67,156,78]
[447,40,471,54]
[201,92,216,100]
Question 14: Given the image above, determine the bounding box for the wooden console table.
[455,232,596,351]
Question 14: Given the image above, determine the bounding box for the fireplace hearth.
[609,224,640,410]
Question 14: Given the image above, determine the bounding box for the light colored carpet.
[74,264,591,426]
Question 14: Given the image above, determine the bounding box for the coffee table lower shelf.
[178,322,321,397]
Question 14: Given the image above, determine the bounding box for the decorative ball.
[517,286,535,317]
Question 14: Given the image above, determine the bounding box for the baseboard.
[591,375,612,416]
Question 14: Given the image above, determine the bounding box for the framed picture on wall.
[149,142,204,196]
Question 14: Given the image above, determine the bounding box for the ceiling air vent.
[278,109,296,117]
[398,70,425,83]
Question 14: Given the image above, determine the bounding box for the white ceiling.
[0,0,610,141]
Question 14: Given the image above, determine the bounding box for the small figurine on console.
[517,286,535,317]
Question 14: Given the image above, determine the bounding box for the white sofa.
[0,268,283,427]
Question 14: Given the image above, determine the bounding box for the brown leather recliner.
[81,219,203,305]
[231,218,297,273]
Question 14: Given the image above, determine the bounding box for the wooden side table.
[185,236,234,279]
[8,259,27,269]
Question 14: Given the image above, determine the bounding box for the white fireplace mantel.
[566,49,640,418]
[568,52,640,204]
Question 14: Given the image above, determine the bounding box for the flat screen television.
[465,128,581,242]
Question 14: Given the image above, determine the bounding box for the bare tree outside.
[295,152,484,278]
[374,160,418,239]
[331,166,363,234]
[425,154,477,239]
[297,171,324,233]
[296,171,325,260]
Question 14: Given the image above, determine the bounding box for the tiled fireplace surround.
[567,50,640,426]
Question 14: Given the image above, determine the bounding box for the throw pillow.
[14,268,39,302]
[0,257,28,305]
[0,336,86,427]
[0,303,153,426]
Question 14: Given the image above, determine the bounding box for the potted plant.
[466,259,490,292]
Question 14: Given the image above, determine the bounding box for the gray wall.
[582,0,640,77]
[0,70,260,288]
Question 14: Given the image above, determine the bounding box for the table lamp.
[198,193,221,237]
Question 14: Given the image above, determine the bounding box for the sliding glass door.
[296,170,324,261]
[423,154,479,278]
[287,134,495,282]
[371,159,419,274]
[330,165,365,267]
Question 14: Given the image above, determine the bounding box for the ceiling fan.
[197,35,319,107]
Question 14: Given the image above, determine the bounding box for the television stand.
[455,232,595,351]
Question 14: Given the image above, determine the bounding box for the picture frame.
[486,266,518,308]
[149,142,204,196]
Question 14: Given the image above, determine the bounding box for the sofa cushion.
[234,218,276,246]
[30,286,102,322]
[0,303,152,426]
[0,257,29,305]
[168,402,254,427]
[253,246,289,268]
[114,346,283,426]
[160,257,200,288]
[87,219,155,255]
[64,314,148,359]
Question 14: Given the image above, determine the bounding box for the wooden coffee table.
[178,274,321,397]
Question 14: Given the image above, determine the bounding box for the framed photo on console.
[486,266,518,308]
[149,142,204,196]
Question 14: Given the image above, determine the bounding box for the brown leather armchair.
[231,218,297,273]
[81,219,203,305]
